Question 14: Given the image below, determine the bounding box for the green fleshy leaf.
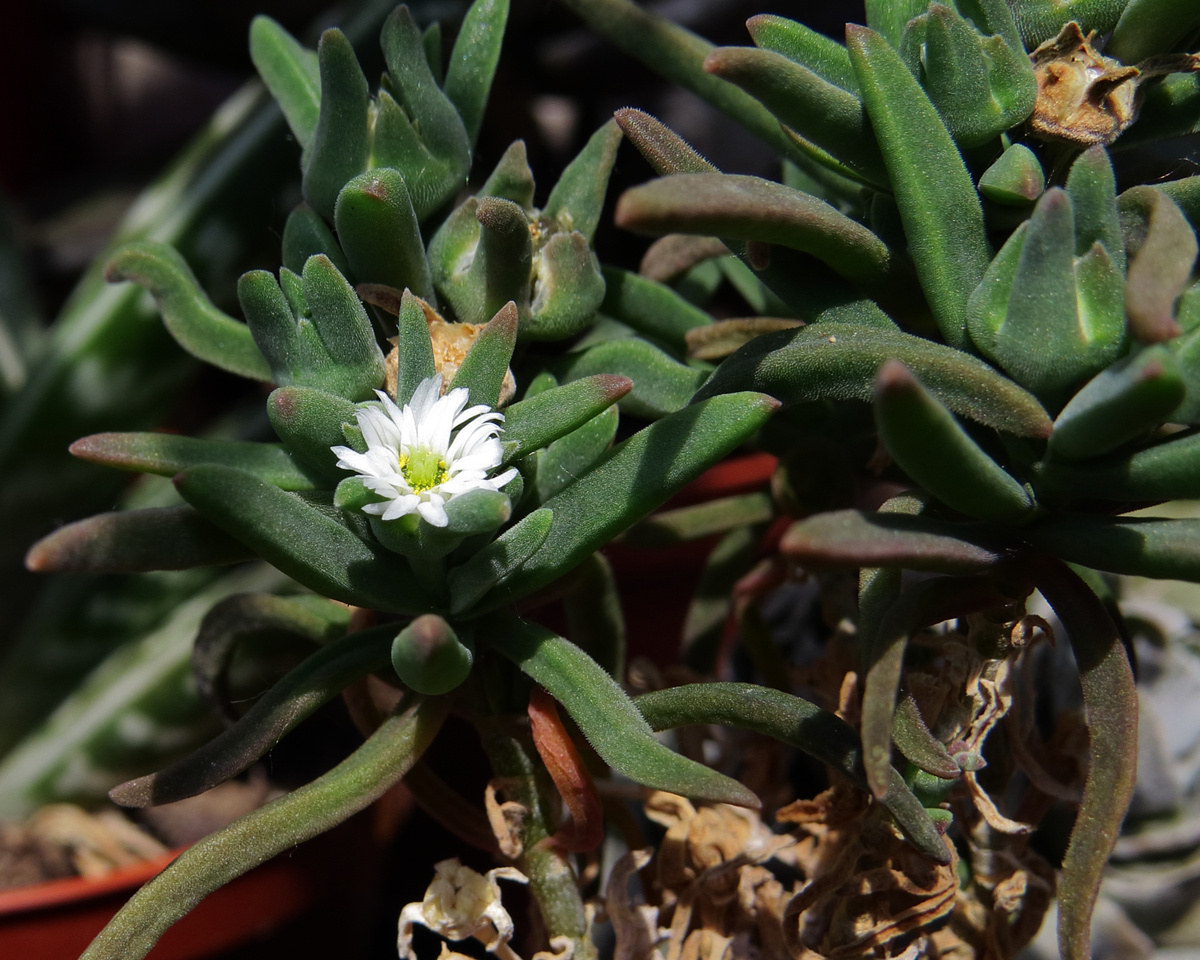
[68,432,320,490]
[249,16,320,152]
[470,393,778,609]
[864,0,929,48]
[892,695,961,779]
[24,507,254,574]
[105,241,271,382]
[694,323,1052,437]
[920,3,1036,147]
[448,508,553,614]
[874,361,1035,521]
[746,14,857,91]
[1009,0,1126,47]
[704,46,888,188]
[378,6,471,218]
[392,615,473,695]
[1120,186,1198,343]
[334,168,435,302]
[622,491,774,547]
[554,0,796,159]
[1065,146,1124,269]
[174,465,429,612]
[499,374,633,464]
[1033,428,1200,502]
[1019,558,1137,960]
[600,267,713,356]
[1108,0,1200,63]
[443,0,510,147]
[299,254,387,400]
[490,617,759,808]
[847,24,991,349]
[422,21,443,84]
[544,119,623,244]
[79,696,448,960]
[779,509,1004,572]
[978,143,1044,205]
[530,406,618,504]
[281,204,351,278]
[435,197,532,325]
[393,290,438,407]
[478,140,536,209]
[1047,346,1186,461]
[267,386,358,481]
[301,29,370,222]
[615,173,901,293]
[554,339,708,419]
[524,231,606,341]
[562,553,625,680]
[1020,515,1200,581]
[110,623,390,807]
[635,683,950,863]
[1155,177,1200,229]
[449,301,517,408]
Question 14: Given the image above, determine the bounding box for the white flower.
[331,375,518,528]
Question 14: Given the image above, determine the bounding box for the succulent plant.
[553,0,1200,956]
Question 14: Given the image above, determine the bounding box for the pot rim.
[0,847,183,917]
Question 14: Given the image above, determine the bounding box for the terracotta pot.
[0,787,411,960]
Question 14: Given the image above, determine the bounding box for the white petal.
[417,496,448,527]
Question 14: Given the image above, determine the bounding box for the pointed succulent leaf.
[1017,557,1137,960]
[174,465,429,612]
[1009,0,1127,47]
[892,695,961,779]
[694,324,1053,437]
[25,506,253,574]
[1108,0,1200,64]
[616,173,902,293]
[861,575,1005,798]
[635,683,948,862]
[1034,428,1200,502]
[479,140,536,209]
[392,615,473,695]
[267,386,358,481]
[105,242,271,382]
[299,254,387,400]
[110,624,391,807]
[954,0,1027,50]
[1155,177,1200,228]
[864,0,929,48]
[531,406,619,503]
[490,618,758,807]
[435,197,531,325]
[847,24,991,349]
[968,190,1126,400]
[920,3,1037,147]
[554,0,795,158]
[237,269,310,385]
[499,374,632,464]
[600,267,712,356]
[448,301,518,408]
[249,16,320,152]
[333,168,435,302]
[1120,186,1198,343]
[874,361,1035,521]
[703,46,888,188]
[622,491,774,546]
[422,21,443,83]
[379,6,471,216]
[978,143,1045,205]
[301,29,370,222]
[1169,292,1200,422]
[469,393,778,609]
[524,232,606,340]
[1020,515,1200,582]
[443,0,509,147]
[447,508,553,614]
[1065,146,1124,268]
[1047,346,1186,461]
[80,696,447,960]
[780,509,1005,572]
[281,204,351,278]
[554,339,708,419]
[746,14,858,92]
[393,290,439,407]
[614,107,716,176]
[543,119,623,244]
[69,432,320,490]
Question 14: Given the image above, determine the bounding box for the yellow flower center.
[399,446,449,493]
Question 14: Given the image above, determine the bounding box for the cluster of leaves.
[556,0,1200,956]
